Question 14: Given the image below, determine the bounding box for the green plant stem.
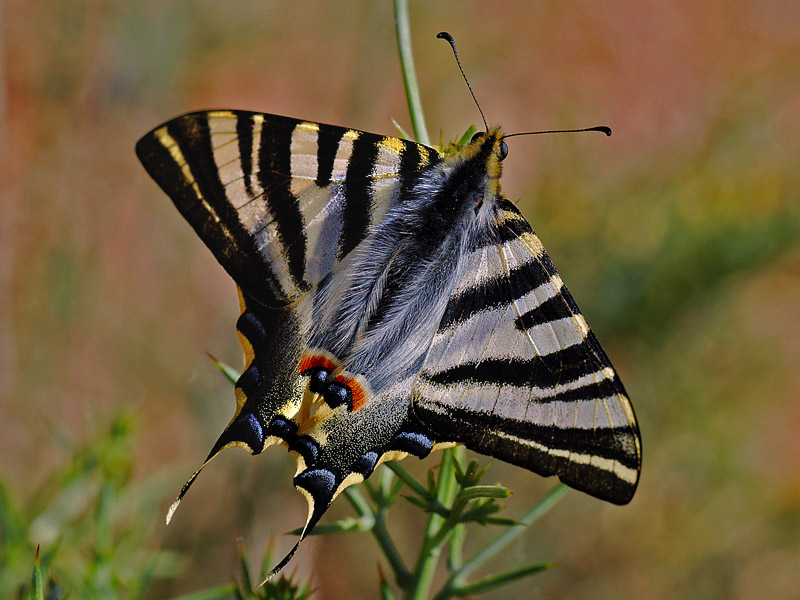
[447,523,465,571]
[380,574,398,600]
[393,0,430,146]
[406,449,458,600]
[345,478,411,586]
[433,483,568,600]
[375,505,412,588]
[343,486,373,519]
[385,461,429,499]
[445,447,467,570]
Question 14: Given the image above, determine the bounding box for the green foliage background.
[2,1,799,598]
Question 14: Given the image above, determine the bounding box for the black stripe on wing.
[339,134,380,260]
[474,411,640,504]
[136,111,289,304]
[458,408,639,470]
[424,338,615,391]
[426,359,626,405]
[315,127,344,187]
[515,292,579,329]
[440,261,557,329]
[398,142,425,200]
[237,112,256,197]
[257,116,309,293]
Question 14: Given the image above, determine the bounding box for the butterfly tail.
[257,467,339,584]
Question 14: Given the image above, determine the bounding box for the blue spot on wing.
[245,413,263,445]
[386,431,433,457]
[207,410,266,456]
[267,416,298,439]
[294,468,338,502]
[354,451,379,477]
[236,310,268,348]
[290,436,320,465]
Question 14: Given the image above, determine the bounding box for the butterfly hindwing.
[413,199,641,505]
[137,109,449,536]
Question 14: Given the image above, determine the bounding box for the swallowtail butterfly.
[137,58,641,574]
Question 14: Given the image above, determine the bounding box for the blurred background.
[2,1,799,598]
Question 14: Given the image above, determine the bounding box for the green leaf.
[455,126,477,147]
[456,485,511,502]
[378,564,397,600]
[30,546,43,600]
[256,572,313,600]
[390,117,411,141]
[458,502,505,525]
[453,562,552,596]
[402,495,432,511]
[480,516,519,527]
[290,515,374,536]
[441,125,478,155]
[236,537,254,592]
[208,353,240,385]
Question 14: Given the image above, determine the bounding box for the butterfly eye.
[470,131,484,143]
[498,140,509,161]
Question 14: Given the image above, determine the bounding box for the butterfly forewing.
[413,199,641,505]
[135,110,434,306]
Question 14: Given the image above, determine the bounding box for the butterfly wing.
[136,110,438,306]
[413,198,641,505]
[136,110,442,522]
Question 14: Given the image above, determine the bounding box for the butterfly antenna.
[503,125,612,138]
[437,32,488,132]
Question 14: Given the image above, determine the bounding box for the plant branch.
[435,483,568,599]
[393,0,430,146]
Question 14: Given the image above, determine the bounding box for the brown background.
[2,1,799,598]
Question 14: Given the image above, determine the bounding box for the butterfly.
[136,108,641,573]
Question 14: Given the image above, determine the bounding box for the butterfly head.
[469,129,508,161]
[442,126,508,209]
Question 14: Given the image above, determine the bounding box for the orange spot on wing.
[299,352,370,412]
[349,381,367,411]
[333,375,368,411]
[298,354,339,374]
